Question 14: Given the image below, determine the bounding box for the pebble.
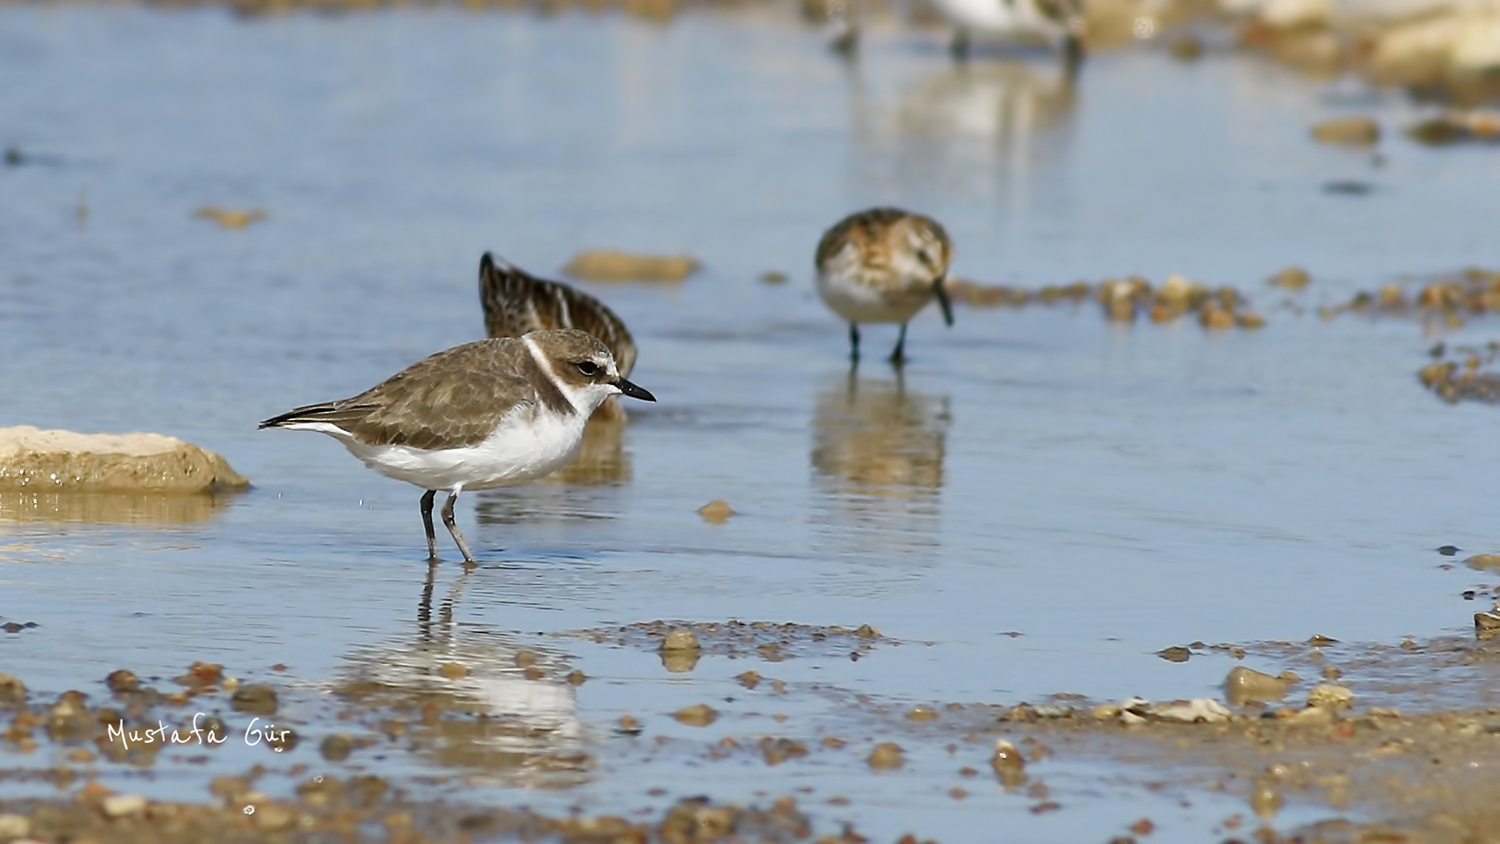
[661,630,701,652]
[0,814,31,837]
[194,206,267,228]
[105,669,140,693]
[1224,666,1289,705]
[1307,684,1354,710]
[697,499,734,524]
[320,734,354,762]
[0,673,26,706]
[1310,116,1380,147]
[101,794,148,818]
[562,250,700,282]
[231,684,278,716]
[866,742,904,770]
[906,706,938,722]
[438,662,468,679]
[1268,266,1311,289]
[672,704,718,727]
[991,739,1027,787]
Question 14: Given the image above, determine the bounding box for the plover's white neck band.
[522,334,586,415]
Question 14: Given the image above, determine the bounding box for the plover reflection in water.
[478,252,636,421]
[815,207,955,365]
[259,329,655,566]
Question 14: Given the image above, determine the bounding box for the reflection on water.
[850,59,1076,196]
[332,568,591,787]
[810,371,950,555]
[0,491,234,524]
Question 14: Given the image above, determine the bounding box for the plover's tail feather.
[478,252,638,377]
[257,400,378,431]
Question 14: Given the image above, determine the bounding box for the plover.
[478,252,637,421]
[929,0,1086,65]
[815,207,955,365]
[259,329,655,565]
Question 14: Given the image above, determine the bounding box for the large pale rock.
[0,427,248,493]
[1259,0,1332,29]
[1367,10,1494,83]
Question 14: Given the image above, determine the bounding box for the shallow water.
[3,4,1500,839]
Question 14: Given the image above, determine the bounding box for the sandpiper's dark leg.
[951,29,970,62]
[1063,33,1085,75]
[440,490,477,566]
[890,323,909,366]
[420,490,439,563]
[849,323,861,361]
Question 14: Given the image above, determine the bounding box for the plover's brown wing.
[260,338,572,451]
[478,253,638,377]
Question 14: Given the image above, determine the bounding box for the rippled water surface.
[3,5,1500,839]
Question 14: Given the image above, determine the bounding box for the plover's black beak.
[934,278,955,327]
[612,378,656,402]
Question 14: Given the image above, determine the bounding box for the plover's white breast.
[331,403,587,492]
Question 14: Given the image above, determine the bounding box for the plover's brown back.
[478,253,637,377]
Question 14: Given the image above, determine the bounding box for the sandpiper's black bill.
[934,278,955,327]
[613,378,656,402]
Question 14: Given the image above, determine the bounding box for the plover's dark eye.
[575,361,599,376]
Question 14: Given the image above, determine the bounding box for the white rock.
[1260,0,1332,28]
[0,814,32,837]
[1150,698,1232,723]
[102,794,148,818]
[1451,14,1500,70]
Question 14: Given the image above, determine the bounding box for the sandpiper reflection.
[331,567,591,787]
[810,372,950,554]
[849,60,1076,199]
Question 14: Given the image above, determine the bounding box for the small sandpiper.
[815,207,955,365]
[478,252,637,420]
[259,329,655,566]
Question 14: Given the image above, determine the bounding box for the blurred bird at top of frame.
[932,0,1087,66]
[478,252,638,420]
[814,207,955,366]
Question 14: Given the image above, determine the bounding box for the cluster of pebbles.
[945,274,1268,330]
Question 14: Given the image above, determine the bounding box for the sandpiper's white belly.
[817,272,935,325]
[295,405,587,492]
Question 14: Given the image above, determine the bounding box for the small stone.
[254,804,294,831]
[1311,116,1380,147]
[0,814,32,837]
[105,669,140,693]
[618,714,642,735]
[760,271,788,285]
[102,794,148,818]
[991,739,1027,787]
[673,704,718,727]
[662,630,701,652]
[867,742,904,770]
[195,206,267,229]
[1224,666,1289,705]
[438,662,468,679]
[737,671,761,689]
[1268,266,1311,289]
[1157,646,1191,663]
[1250,780,1283,817]
[513,650,536,668]
[1167,34,1204,60]
[231,684,278,716]
[855,624,880,639]
[697,499,734,523]
[1150,698,1231,723]
[1307,684,1354,710]
[906,706,938,722]
[0,673,26,706]
[320,734,354,762]
[567,670,587,686]
[563,250,700,282]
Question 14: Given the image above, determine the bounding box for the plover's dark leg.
[849,323,861,361]
[440,490,477,566]
[890,323,909,365]
[420,490,440,563]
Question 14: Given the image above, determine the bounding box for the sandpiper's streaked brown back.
[815,207,955,365]
[478,252,637,377]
